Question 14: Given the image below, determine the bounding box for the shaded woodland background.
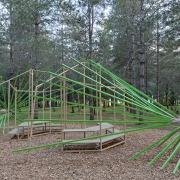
[0,0,179,105]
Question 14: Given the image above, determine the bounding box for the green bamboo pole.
[161,143,180,169]
[77,58,175,118]
[43,80,145,116]
[90,60,176,118]
[147,133,180,166]
[158,128,180,147]
[173,159,180,173]
[83,58,173,118]
[32,94,171,122]
[129,128,180,160]
[48,71,163,119]
[61,64,156,115]
[22,118,168,126]
[62,62,172,120]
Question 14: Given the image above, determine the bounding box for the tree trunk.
[9,2,14,79]
[34,10,40,118]
[34,13,40,69]
[139,0,145,121]
[156,7,160,103]
[145,57,148,94]
[139,0,145,93]
[129,0,137,115]
[88,1,94,120]
[131,0,136,88]
[165,83,169,109]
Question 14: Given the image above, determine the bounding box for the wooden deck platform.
[8,121,62,138]
[62,123,125,152]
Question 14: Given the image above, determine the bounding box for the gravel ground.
[0,128,179,180]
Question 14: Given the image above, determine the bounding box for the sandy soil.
[0,128,179,180]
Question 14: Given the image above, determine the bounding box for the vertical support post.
[60,78,63,120]
[28,69,34,160]
[33,86,38,120]
[60,75,63,147]
[29,120,33,158]
[49,75,52,135]
[62,67,67,128]
[99,69,102,151]
[83,67,86,128]
[28,70,31,119]
[77,93,81,117]
[96,70,99,121]
[113,87,116,120]
[123,88,126,122]
[27,69,31,161]
[49,75,52,120]
[31,69,34,119]
[65,74,67,121]
[123,87,126,142]
[14,87,17,126]
[7,80,10,133]
[63,69,65,121]
[43,89,45,120]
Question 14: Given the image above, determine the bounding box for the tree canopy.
[0,0,179,103]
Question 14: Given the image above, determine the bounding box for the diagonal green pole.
[173,159,180,173]
[161,143,180,170]
[69,58,174,119]
[90,59,176,118]
[147,133,180,166]
[129,128,180,160]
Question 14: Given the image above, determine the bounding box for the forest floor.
[0,126,180,180]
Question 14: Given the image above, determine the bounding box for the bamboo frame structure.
[0,57,179,173]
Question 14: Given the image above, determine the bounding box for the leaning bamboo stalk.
[74,58,176,118]
[161,139,180,169]
[147,134,180,167]
[32,93,171,122]
[173,159,180,173]
[48,72,167,121]
[44,80,160,119]
[61,64,161,117]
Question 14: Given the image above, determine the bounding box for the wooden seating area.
[8,121,62,139]
[62,123,125,152]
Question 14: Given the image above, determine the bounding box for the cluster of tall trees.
[0,0,179,104]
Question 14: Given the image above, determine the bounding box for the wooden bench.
[8,121,63,138]
[62,123,114,139]
[62,123,125,152]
